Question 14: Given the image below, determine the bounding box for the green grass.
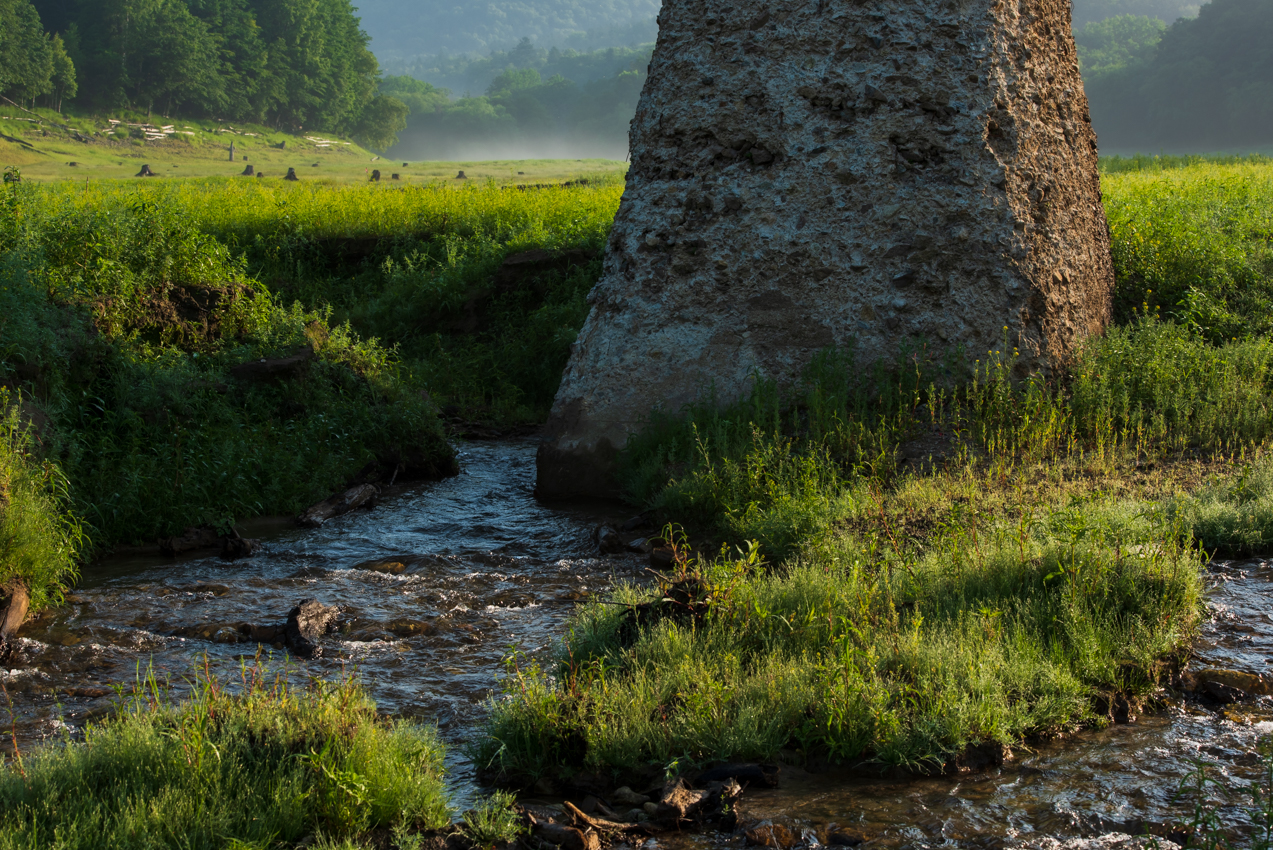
[477,159,1273,786]
[1102,161,1273,340]
[477,493,1204,780]
[0,177,456,548]
[0,659,451,850]
[0,393,83,612]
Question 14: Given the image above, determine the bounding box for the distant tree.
[48,31,76,110]
[379,74,450,114]
[1075,14,1166,78]
[0,0,55,106]
[1087,0,1273,150]
[352,93,407,150]
[1071,0,1198,29]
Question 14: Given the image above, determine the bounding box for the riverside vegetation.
[1,157,1272,847]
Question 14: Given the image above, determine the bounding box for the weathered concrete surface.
[538,0,1115,498]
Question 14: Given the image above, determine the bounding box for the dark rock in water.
[695,762,779,788]
[532,822,598,850]
[284,167,299,181]
[0,581,30,656]
[946,740,1013,774]
[219,532,261,560]
[239,623,280,643]
[594,525,624,554]
[297,483,379,527]
[160,525,221,556]
[135,164,156,177]
[626,537,653,554]
[1093,691,1140,724]
[743,820,798,848]
[621,514,651,532]
[655,777,709,822]
[650,543,676,570]
[824,825,868,846]
[610,786,650,807]
[230,345,314,383]
[283,599,339,658]
[1187,667,1270,703]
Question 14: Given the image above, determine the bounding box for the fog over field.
[364,0,1270,161]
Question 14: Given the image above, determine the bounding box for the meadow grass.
[0,659,451,850]
[1101,161,1273,339]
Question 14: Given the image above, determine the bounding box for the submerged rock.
[0,580,30,659]
[283,598,339,658]
[297,483,379,527]
[538,0,1114,497]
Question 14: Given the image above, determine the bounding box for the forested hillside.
[6,0,406,149]
[1081,0,1272,150]
[352,0,657,62]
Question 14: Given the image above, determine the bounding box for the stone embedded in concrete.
[538,0,1115,498]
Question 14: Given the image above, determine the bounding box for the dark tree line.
[1083,0,1273,151]
[13,0,406,148]
[0,0,76,110]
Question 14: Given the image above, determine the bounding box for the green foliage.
[30,0,394,139]
[1071,0,1198,29]
[462,790,525,844]
[1174,461,1273,557]
[1075,14,1166,79]
[0,660,452,849]
[1086,0,1273,151]
[0,0,58,106]
[477,498,1204,780]
[0,179,455,547]
[1101,162,1273,338]
[0,391,83,612]
[356,1,658,63]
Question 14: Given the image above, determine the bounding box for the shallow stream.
[3,440,1271,847]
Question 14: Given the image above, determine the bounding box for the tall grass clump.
[0,660,451,850]
[1101,161,1273,339]
[0,176,455,547]
[0,393,83,611]
[477,497,1205,781]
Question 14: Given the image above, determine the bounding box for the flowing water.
[3,440,1271,846]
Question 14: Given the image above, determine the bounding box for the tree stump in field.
[284,168,299,181]
[370,169,381,182]
[256,172,265,179]
[537,0,1115,498]
[135,164,156,177]
[391,173,400,180]
[241,164,255,176]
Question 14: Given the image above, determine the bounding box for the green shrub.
[477,496,1204,780]
[0,392,83,611]
[0,661,451,850]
